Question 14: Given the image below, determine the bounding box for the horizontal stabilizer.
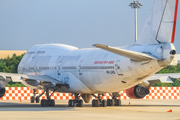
[145,73,180,84]
[93,44,158,61]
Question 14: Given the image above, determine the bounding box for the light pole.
[129,1,142,42]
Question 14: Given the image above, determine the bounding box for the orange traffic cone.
[129,100,131,105]
[167,109,172,112]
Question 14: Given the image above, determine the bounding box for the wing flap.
[0,72,27,82]
[0,72,67,89]
[93,44,158,61]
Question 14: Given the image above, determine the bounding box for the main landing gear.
[107,93,121,106]
[40,88,55,107]
[92,94,107,107]
[91,93,121,107]
[30,88,56,107]
[68,94,83,107]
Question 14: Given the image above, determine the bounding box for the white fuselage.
[18,43,175,94]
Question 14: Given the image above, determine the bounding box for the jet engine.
[126,85,150,99]
[0,87,5,98]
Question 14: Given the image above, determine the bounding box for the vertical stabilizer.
[136,0,179,45]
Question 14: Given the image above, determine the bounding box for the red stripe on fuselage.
[171,0,179,43]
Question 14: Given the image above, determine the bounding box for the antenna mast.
[129,1,143,42]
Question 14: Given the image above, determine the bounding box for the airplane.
[0,0,180,107]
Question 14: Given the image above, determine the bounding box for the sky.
[0,0,180,53]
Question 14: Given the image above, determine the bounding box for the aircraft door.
[115,60,122,75]
[78,61,83,76]
[57,61,62,79]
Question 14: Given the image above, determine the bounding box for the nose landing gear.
[30,89,42,103]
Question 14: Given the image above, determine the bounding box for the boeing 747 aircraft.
[0,0,180,107]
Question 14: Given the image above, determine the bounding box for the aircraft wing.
[93,44,159,61]
[0,72,27,82]
[0,72,67,89]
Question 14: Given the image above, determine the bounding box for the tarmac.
[0,99,180,120]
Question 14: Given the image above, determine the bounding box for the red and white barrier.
[0,87,180,100]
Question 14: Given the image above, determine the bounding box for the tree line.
[0,54,180,87]
[0,54,26,87]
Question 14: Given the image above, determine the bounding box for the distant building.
[170,54,180,65]
[0,50,26,59]
[170,60,178,65]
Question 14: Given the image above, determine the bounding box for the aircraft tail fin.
[136,0,179,45]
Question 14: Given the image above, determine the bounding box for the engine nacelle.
[0,88,5,98]
[126,86,150,99]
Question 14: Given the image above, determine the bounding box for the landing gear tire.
[31,96,35,103]
[92,100,96,107]
[41,99,45,107]
[92,100,101,107]
[78,100,83,107]
[68,99,73,107]
[50,99,55,107]
[68,94,83,107]
[35,96,40,103]
[107,99,110,106]
[68,99,83,107]
[41,99,55,107]
[107,99,114,106]
[115,99,121,106]
[102,100,107,107]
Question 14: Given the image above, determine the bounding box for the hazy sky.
[0,0,180,53]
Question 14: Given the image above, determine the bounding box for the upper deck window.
[27,51,35,54]
[37,51,46,54]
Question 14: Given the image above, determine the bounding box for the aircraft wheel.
[31,96,35,103]
[45,100,49,106]
[111,99,115,106]
[35,96,40,103]
[50,99,55,107]
[115,99,121,106]
[94,100,100,107]
[68,99,73,107]
[92,99,96,107]
[78,100,83,107]
[41,99,45,107]
[107,99,111,106]
[102,100,107,107]
[71,100,77,107]
[107,99,114,106]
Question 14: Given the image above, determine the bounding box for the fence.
[0,87,180,100]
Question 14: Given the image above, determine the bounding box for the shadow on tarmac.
[0,101,180,111]
[0,102,76,111]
